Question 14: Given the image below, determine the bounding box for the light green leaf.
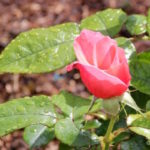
[23,124,55,148]
[83,120,101,130]
[80,8,127,37]
[126,15,147,35]
[0,23,80,73]
[55,118,99,147]
[121,92,141,113]
[0,96,57,137]
[127,112,150,140]
[129,127,150,140]
[115,37,136,60]
[147,9,150,36]
[129,51,150,95]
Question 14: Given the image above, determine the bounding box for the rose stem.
[87,96,97,113]
[104,115,117,150]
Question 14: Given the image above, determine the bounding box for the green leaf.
[52,91,102,120]
[127,112,150,140]
[129,127,150,140]
[59,143,74,150]
[131,90,150,109]
[121,92,141,113]
[121,135,150,150]
[23,124,55,148]
[80,8,127,37]
[55,118,99,147]
[146,101,150,111]
[129,51,150,95]
[0,23,80,73]
[113,132,130,144]
[83,120,101,130]
[126,15,147,35]
[115,37,136,60]
[146,9,150,36]
[127,112,150,129]
[0,96,57,137]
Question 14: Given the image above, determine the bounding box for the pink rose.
[67,29,131,99]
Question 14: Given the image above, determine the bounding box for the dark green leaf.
[55,118,99,147]
[129,51,150,95]
[131,90,150,109]
[59,143,74,150]
[121,135,150,150]
[23,124,55,148]
[146,101,150,111]
[0,96,57,137]
[113,132,130,144]
[115,37,136,60]
[83,120,101,130]
[126,15,147,35]
[0,23,80,73]
[80,8,127,37]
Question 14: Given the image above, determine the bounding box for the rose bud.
[67,29,131,99]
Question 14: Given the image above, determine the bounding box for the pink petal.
[106,47,131,85]
[95,37,117,69]
[67,62,128,99]
[74,29,104,65]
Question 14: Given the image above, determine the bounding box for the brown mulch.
[0,0,150,149]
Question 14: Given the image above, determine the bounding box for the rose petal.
[106,47,131,85]
[67,62,128,99]
[95,37,117,69]
[74,29,104,65]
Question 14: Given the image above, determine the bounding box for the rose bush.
[67,29,131,99]
[1,8,150,149]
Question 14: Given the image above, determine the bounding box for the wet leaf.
[80,8,127,37]
[129,51,150,95]
[23,124,55,148]
[115,37,136,60]
[126,15,147,35]
[0,23,80,73]
[0,96,57,137]
[127,112,150,140]
[55,118,99,147]
[52,91,102,120]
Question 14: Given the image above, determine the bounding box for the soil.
[0,0,150,149]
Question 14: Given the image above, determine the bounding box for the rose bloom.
[67,29,131,99]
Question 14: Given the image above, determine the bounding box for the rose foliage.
[0,8,150,150]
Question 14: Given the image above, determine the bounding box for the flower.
[67,29,131,99]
